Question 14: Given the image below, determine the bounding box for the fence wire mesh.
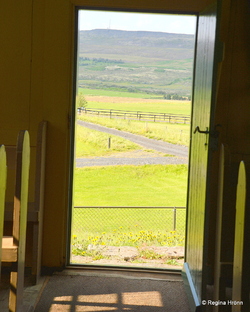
[71,207,186,258]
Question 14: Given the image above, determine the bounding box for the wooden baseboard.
[182,262,201,312]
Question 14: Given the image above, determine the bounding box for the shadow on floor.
[35,270,191,312]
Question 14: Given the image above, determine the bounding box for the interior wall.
[0,0,220,268]
[72,0,214,13]
[0,0,74,267]
[206,0,250,287]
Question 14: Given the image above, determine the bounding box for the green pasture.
[74,164,188,207]
[72,104,188,255]
[75,124,141,157]
[72,164,187,252]
[78,87,164,99]
[84,99,191,115]
[78,91,191,115]
[78,115,190,146]
[71,208,185,252]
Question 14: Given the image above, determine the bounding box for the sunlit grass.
[76,124,141,157]
[78,87,163,99]
[73,95,189,260]
[74,164,188,206]
[82,94,191,115]
[78,114,190,146]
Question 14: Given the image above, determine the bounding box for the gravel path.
[77,120,189,167]
[77,120,188,157]
[76,154,187,167]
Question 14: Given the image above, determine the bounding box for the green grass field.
[72,207,186,252]
[78,114,190,146]
[79,87,164,99]
[72,164,187,252]
[76,124,142,157]
[74,164,188,207]
[80,92,191,115]
[72,95,188,256]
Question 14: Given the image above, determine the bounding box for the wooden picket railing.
[232,161,250,310]
[0,121,47,311]
[0,145,7,281]
[0,131,30,312]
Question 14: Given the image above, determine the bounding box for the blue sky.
[79,10,196,35]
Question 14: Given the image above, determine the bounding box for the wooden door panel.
[184,3,218,308]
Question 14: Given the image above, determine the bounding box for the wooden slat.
[213,144,233,308]
[2,237,18,262]
[4,202,38,221]
[3,121,47,285]
[0,145,7,279]
[9,130,30,312]
[33,120,47,282]
[184,3,218,306]
[232,161,246,305]
[232,161,250,312]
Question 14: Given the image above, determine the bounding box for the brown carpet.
[35,271,191,312]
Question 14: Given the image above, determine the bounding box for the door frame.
[66,6,198,271]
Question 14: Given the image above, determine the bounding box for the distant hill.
[78,29,195,98]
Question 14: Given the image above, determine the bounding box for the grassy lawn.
[81,93,191,115]
[72,164,187,251]
[76,124,141,157]
[79,87,164,99]
[78,114,190,146]
[74,164,188,206]
[72,95,189,254]
[72,207,186,250]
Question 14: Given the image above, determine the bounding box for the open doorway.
[70,9,196,270]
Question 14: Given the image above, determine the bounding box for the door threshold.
[65,264,182,281]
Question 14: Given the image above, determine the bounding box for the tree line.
[164,93,191,101]
[79,57,124,65]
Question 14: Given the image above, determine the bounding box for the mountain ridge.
[78,29,195,97]
[79,29,195,51]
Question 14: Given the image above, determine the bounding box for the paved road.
[76,120,189,167]
[77,120,188,157]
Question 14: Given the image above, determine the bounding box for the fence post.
[108,137,111,149]
[173,207,177,231]
[180,130,183,141]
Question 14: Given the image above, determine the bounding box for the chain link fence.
[71,207,186,252]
